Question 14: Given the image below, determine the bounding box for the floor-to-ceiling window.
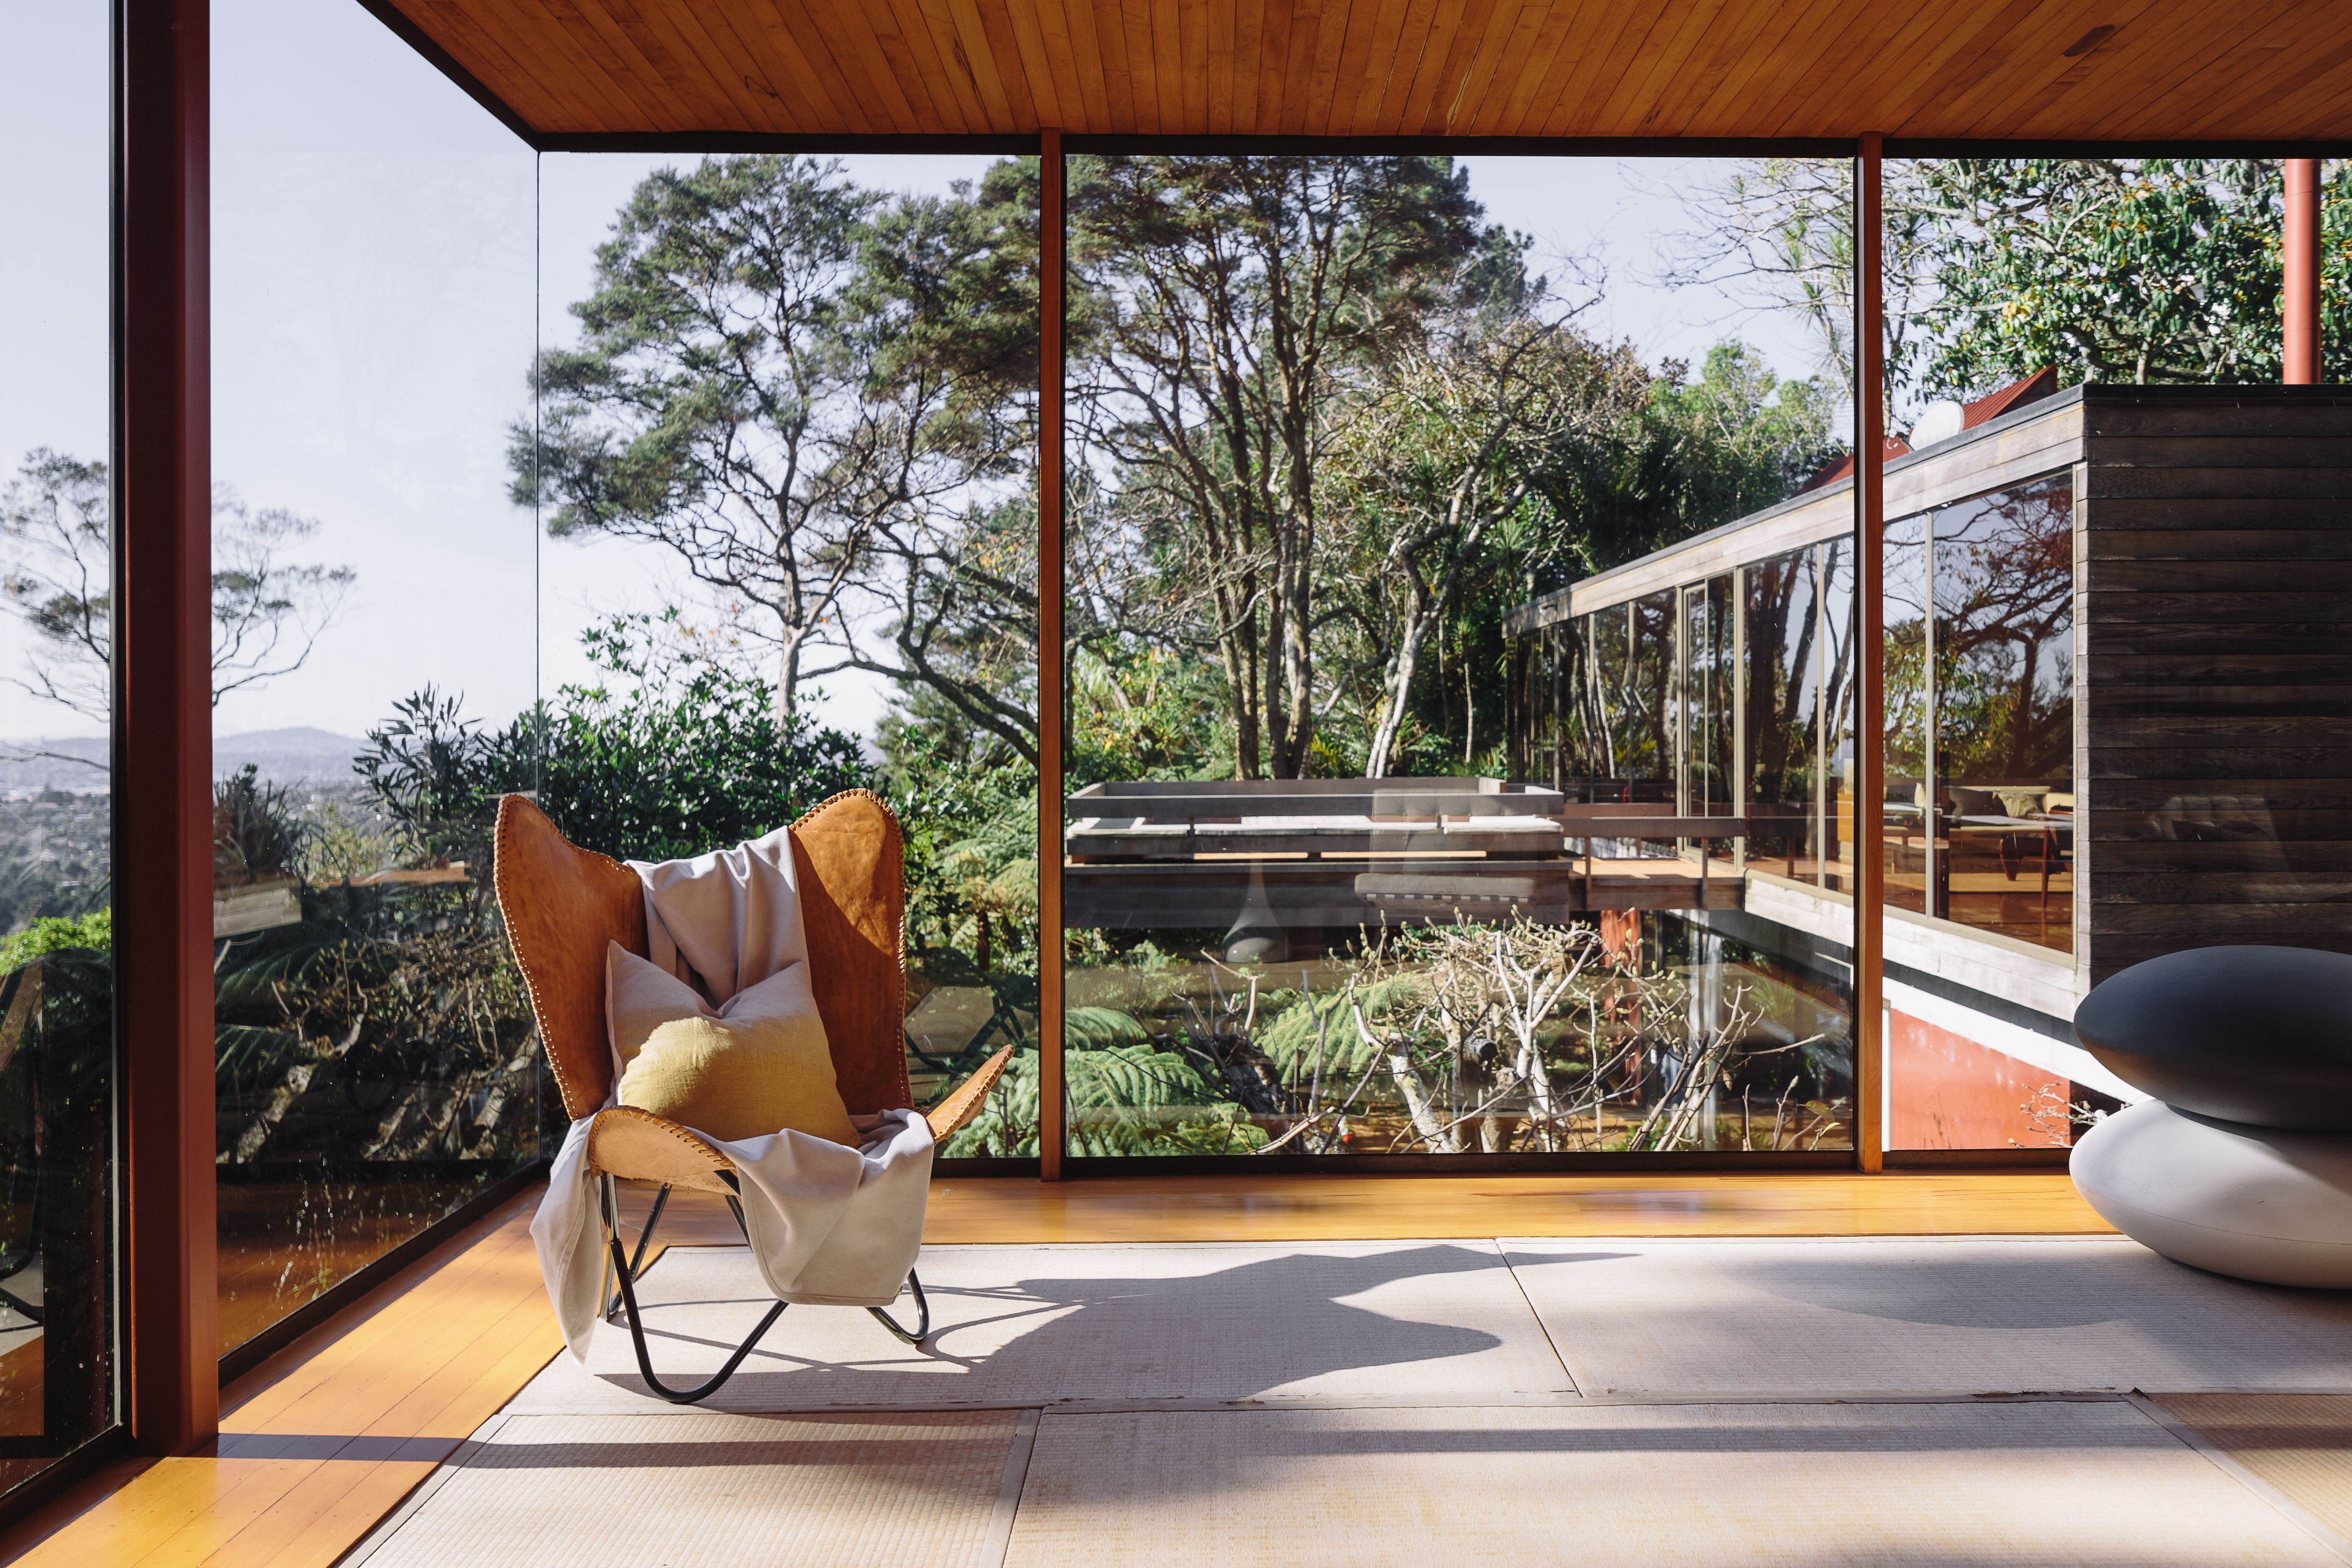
[210,0,543,1351]
[528,150,1042,1162]
[1861,153,2352,1153]
[0,0,119,1496]
[1057,153,1857,1161]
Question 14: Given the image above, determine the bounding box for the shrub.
[0,908,110,973]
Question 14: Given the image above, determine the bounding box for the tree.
[515,155,1036,734]
[1323,314,1648,776]
[1658,157,1937,419]
[1913,159,2352,392]
[1319,341,1836,777]
[1669,156,2352,411]
[1066,154,1508,779]
[0,448,355,724]
[826,161,1044,763]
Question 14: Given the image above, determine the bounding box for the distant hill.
[214,727,373,784]
[0,726,371,794]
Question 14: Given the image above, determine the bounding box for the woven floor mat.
[1505,1236,2352,1396]
[1003,1401,2340,1567]
[512,1241,1568,1414]
[354,1410,1017,1568]
[2157,1394,2352,1547]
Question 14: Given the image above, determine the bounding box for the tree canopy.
[1671,155,2352,416]
[0,447,355,723]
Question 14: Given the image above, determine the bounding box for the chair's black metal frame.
[594,1171,930,1404]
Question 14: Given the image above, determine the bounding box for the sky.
[1,0,1831,749]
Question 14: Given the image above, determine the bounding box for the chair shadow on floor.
[587,1243,1558,1408]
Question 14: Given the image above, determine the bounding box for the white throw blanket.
[531,827,934,1361]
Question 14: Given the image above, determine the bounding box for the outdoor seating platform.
[1063,853,1746,928]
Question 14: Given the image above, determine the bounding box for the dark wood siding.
[2081,389,2352,984]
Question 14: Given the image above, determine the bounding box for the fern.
[1063,1005,1150,1050]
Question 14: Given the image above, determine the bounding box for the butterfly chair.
[494,790,1014,1403]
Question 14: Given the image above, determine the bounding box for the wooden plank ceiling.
[380,0,2352,145]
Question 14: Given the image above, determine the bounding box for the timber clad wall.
[2081,389,2352,985]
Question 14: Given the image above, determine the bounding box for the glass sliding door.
[1682,575,1736,857]
[1820,537,1860,895]
[0,0,118,1492]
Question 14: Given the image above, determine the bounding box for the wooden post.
[2285,157,2320,384]
[1853,135,1887,1173]
[1037,131,1066,1180]
[119,0,220,1451]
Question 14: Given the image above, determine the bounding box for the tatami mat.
[2157,1394,2352,1545]
[512,1241,1567,1414]
[352,1410,1017,1568]
[1506,1237,2352,1396]
[1002,1402,2343,1567]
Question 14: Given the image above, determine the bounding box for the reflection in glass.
[0,0,116,1489]
[212,0,541,1352]
[1882,511,1931,915]
[1819,537,1859,894]
[1745,549,1821,880]
[1682,576,1735,855]
[1931,475,2074,950]
[1619,593,1679,797]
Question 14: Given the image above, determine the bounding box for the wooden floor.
[0,1170,2109,1567]
[0,1189,562,1568]
[648,1170,2114,1245]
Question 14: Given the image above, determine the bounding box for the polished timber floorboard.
[19,1172,2344,1568]
[644,1170,2118,1246]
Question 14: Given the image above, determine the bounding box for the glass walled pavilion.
[8,0,2349,1504]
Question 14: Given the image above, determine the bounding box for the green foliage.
[534,613,876,863]
[0,908,110,973]
[881,715,1038,979]
[356,687,534,874]
[355,614,876,872]
[515,155,1041,751]
[1062,646,1229,792]
[938,1044,1039,1157]
[1913,159,2352,393]
[214,764,309,886]
[1065,153,1510,780]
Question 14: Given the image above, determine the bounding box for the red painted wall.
[1889,1010,2070,1150]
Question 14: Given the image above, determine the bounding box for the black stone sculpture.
[2072,945,2352,1131]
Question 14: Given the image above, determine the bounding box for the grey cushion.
[2073,946,2352,1131]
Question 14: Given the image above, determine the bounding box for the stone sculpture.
[2070,945,2352,1288]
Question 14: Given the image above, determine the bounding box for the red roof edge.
[1961,366,2058,430]
[1800,435,1911,493]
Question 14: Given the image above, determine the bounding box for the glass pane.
[1683,575,1735,857]
[1880,153,2108,1153]
[212,0,541,1351]
[1932,474,2075,952]
[1744,549,1822,882]
[531,150,1041,1161]
[1820,537,1859,895]
[1618,592,1677,803]
[0,0,117,1487]
[1061,152,1852,1160]
[1882,511,1932,916]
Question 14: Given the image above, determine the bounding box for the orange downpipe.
[2285,158,2320,384]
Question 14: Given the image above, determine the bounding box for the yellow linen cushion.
[604,941,858,1145]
